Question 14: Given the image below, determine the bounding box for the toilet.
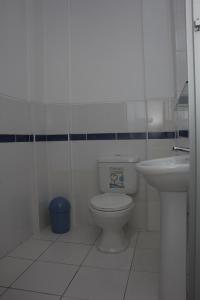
[89,155,139,253]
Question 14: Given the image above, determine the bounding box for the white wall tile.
[164,99,176,131]
[176,137,189,148]
[33,143,49,229]
[143,0,175,99]
[0,144,33,257]
[0,0,28,100]
[127,101,147,132]
[147,139,175,160]
[46,104,69,134]
[70,0,144,102]
[47,142,71,202]
[86,103,127,133]
[175,51,188,98]
[43,0,68,103]
[147,100,165,132]
[176,109,189,131]
[71,103,127,134]
[70,104,88,134]
[27,0,44,103]
[117,140,146,161]
[173,0,187,52]
[30,103,46,134]
[0,96,30,134]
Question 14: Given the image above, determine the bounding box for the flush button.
[194,18,200,32]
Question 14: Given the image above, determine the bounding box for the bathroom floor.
[0,227,160,300]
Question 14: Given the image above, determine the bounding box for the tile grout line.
[2,287,61,298]
[0,288,7,298]
[59,232,103,299]
[122,232,140,300]
[1,234,65,298]
[0,229,146,299]
[5,238,57,292]
[60,243,94,298]
[58,227,101,300]
[1,227,101,298]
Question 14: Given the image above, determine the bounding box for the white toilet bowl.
[89,193,135,253]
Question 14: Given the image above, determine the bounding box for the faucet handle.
[172,146,190,153]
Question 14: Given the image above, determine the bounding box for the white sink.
[136,155,189,192]
[136,155,190,300]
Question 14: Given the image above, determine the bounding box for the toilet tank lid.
[98,155,139,163]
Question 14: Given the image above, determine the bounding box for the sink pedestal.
[160,192,187,300]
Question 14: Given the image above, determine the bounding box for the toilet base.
[96,228,129,253]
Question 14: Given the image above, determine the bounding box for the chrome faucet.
[172,146,190,153]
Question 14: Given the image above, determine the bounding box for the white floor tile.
[133,249,160,272]
[8,239,51,260]
[129,232,138,248]
[12,261,78,295]
[83,246,134,270]
[0,257,32,287]
[58,226,100,245]
[0,287,6,295]
[65,266,129,300]
[1,289,60,300]
[137,232,160,249]
[39,242,90,265]
[124,271,159,300]
[33,227,60,242]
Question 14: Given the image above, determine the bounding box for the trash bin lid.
[49,197,70,213]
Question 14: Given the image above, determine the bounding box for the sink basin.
[136,155,190,192]
[136,154,190,300]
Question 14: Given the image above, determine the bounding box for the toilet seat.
[90,193,133,212]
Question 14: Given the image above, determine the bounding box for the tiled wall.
[0,0,47,257]
[173,0,189,148]
[0,95,187,255]
[0,0,189,258]
[0,95,33,257]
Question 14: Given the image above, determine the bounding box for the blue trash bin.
[49,197,71,234]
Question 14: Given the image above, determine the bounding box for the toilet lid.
[90,193,133,212]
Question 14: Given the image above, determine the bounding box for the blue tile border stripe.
[117,132,147,140]
[15,135,31,142]
[70,133,87,141]
[179,130,189,138]
[0,134,15,143]
[87,133,116,140]
[35,135,47,142]
[46,134,68,142]
[0,131,189,143]
[148,131,176,139]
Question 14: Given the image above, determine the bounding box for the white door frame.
[186,0,200,299]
